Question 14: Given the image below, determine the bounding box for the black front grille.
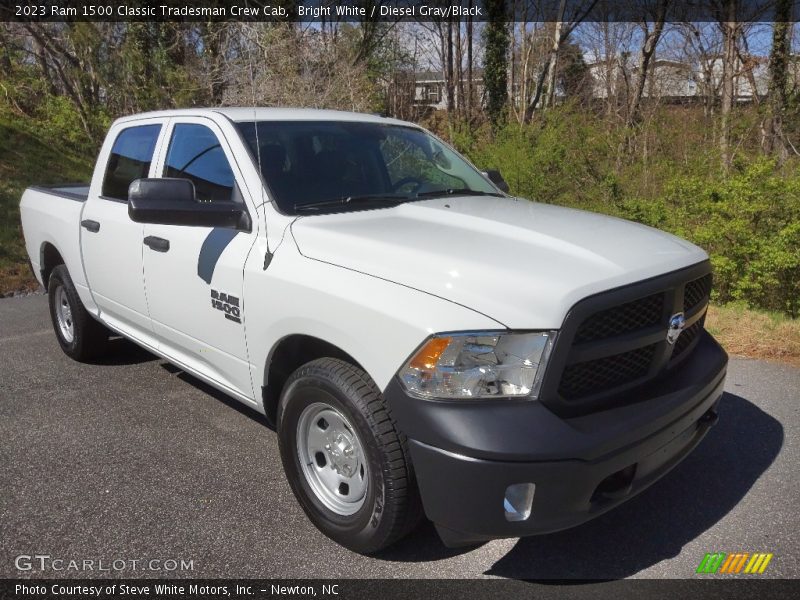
[542,263,714,416]
[671,319,703,359]
[684,273,712,312]
[574,293,664,342]
[558,344,656,400]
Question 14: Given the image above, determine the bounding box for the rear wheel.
[48,265,109,361]
[278,358,422,553]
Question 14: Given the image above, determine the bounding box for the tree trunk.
[467,8,473,121]
[456,21,465,119]
[628,0,668,128]
[200,23,227,105]
[510,21,520,123]
[0,26,12,76]
[720,1,739,171]
[483,0,509,129]
[544,0,566,109]
[528,58,551,119]
[446,19,455,113]
[602,24,616,119]
[763,0,792,161]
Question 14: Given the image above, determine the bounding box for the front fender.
[244,244,503,404]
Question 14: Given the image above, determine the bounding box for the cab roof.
[114,107,416,128]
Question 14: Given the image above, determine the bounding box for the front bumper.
[384,331,728,546]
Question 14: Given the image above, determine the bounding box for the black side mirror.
[128,178,250,230]
[483,169,510,194]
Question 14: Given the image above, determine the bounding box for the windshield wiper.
[415,188,505,199]
[294,194,408,213]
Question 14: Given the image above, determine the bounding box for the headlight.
[399,331,556,400]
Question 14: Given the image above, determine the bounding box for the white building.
[413,70,484,110]
[587,55,769,103]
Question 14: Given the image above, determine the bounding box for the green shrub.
[35,95,106,154]
[660,159,800,316]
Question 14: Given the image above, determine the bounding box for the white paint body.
[19,108,708,413]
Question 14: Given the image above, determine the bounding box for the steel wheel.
[46,265,110,361]
[296,402,369,516]
[279,358,422,552]
[54,285,75,343]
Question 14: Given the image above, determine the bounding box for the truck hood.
[290,196,708,328]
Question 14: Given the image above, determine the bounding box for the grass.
[0,263,40,294]
[706,303,800,367]
[0,109,93,294]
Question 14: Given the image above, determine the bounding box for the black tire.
[277,358,423,554]
[47,264,109,361]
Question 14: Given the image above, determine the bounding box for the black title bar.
[2,579,800,600]
[0,0,796,23]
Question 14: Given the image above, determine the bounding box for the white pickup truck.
[20,108,727,553]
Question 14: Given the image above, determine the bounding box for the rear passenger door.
[142,118,258,401]
[81,120,164,342]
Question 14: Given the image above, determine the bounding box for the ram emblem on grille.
[667,312,686,345]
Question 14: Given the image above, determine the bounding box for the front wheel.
[277,358,422,553]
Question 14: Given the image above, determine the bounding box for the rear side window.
[101,124,161,200]
[163,124,235,203]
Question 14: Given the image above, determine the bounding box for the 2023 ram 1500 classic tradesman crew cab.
[20,108,727,552]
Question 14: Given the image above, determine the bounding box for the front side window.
[163,124,235,203]
[237,121,501,214]
[102,124,161,200]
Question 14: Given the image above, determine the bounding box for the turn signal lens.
[408,337,452,370]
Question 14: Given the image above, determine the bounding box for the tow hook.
[699,407,719,428]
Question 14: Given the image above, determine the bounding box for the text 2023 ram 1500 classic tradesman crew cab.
[20,108,727,552]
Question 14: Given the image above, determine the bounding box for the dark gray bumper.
[384,331,728,546]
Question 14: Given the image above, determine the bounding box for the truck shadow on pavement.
[483,392,783,580]
[89,336,160,366]
[376,392,782,575]
[159,362,276,432]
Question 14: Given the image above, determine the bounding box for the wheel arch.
[262,333,366,427]
[40,242,66,287]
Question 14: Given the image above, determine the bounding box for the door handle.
[143,236,170,252]
[81,219,100,233]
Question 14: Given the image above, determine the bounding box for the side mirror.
[128,178,250,230]
[483,169,510,194]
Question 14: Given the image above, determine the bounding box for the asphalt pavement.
[1,295,798,580]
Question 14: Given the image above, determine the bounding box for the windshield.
[236,120,502,214]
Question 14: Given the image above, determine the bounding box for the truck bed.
[28,183,90,202]
[20,184,90,297]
